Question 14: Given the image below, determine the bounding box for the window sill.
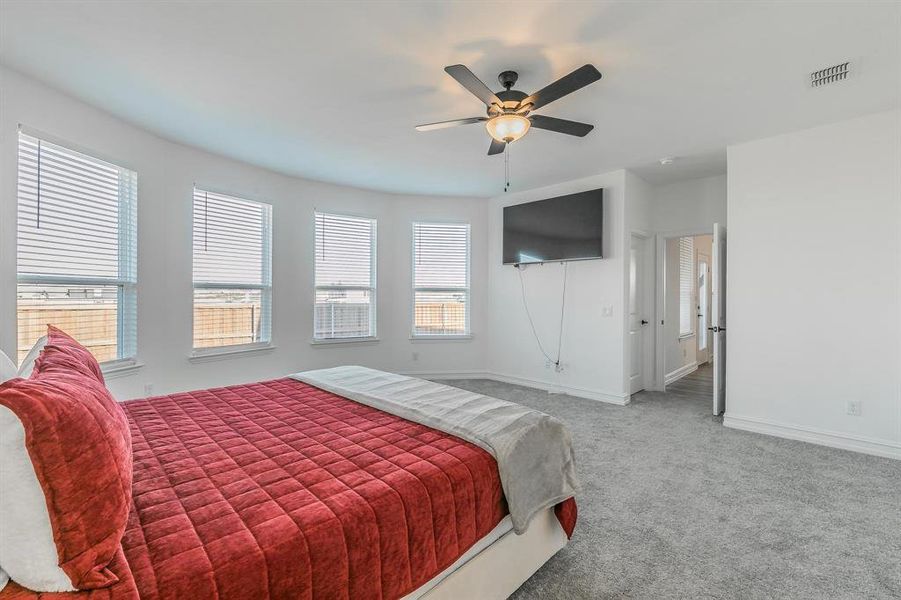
[189,343,276,363]
[101,359,144,379]
[409,335,473,342]
[311,337,379,346]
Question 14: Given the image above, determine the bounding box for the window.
[314,212,376,340]
[412,222,470,337]
[679,236,695,337]
[16,131,137,365]
[192,189,272,350]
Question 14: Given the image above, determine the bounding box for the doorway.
[653,225,727,415]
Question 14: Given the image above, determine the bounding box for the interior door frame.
[629,231,655,393]
[654,227,713,392]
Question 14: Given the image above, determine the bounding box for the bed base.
[405,507,568,600]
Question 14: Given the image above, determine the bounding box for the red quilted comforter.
[5,377,575,600]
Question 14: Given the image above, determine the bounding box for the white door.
[711,223,727,415]
[696,252,710,365]
[629,234,649,394]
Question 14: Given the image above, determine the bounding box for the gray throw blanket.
[291,366,579,534]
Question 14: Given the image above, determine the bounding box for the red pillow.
[32,325,105,383]
[0,326,132,589]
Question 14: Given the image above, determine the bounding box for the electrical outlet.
[554,362,565,373]
[143,383,154,397]
[411,352,419,362]
[602,305,614,317]
[846,400,862,417]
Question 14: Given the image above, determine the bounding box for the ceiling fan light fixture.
[486,114,530,143]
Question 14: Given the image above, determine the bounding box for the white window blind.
[16,131,137,365]
[679,236,695,337]
[192,188,272,350]
[412,222,470,336]
[314,212,376,340]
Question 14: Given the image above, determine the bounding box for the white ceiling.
[1,1,898,197]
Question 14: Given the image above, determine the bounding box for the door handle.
[641,319,649,325]
[708,326,726,333]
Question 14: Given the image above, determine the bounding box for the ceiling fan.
[416,64,602,155]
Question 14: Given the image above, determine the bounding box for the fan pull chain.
[504,143,511,192]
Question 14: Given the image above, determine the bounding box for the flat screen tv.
[503,188,604,265]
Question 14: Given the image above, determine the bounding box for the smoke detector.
[810,62,850,88]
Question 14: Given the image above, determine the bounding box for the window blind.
[192,189,272,350]
[679,236,694,337]
[16,131,137,364]
[314,212,376,340]
[412,222,470,336]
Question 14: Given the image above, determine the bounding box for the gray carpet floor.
[437,366,901,600]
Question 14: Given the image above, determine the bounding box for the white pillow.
[1,336,75,591]
[0,353,15,596]
[16,336,47,379]
[0,350,16,383]
[0,353,18,593]
[0,404,76,591]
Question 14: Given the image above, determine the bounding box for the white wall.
[724,109,901,459]
[625,171,656,393]
[481,168,721,403]
[0,67,490,400]
[626,171,654,234]
[652,174,726,234]
[486,170,630,404]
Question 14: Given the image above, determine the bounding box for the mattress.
[3,378,507,599]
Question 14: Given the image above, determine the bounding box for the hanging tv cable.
[517,262,568,370]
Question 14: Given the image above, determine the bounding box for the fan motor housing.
[489,89,529,115]
[496,89,527,103]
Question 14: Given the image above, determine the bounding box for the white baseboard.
[485,372,630,405]
[400,370,491,380]
[400,370,629,406]
[723,414,901,461]
[665,362,698,385]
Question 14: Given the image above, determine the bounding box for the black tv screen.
[503,188,604,264]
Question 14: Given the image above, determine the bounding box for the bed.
[2,356,577,600]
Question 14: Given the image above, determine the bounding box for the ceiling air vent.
[810,62,850,88]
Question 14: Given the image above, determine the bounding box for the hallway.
[666,362,714,405]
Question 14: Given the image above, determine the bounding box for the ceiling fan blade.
[488,139,506,155]
[521,64,602,111]
[415,117,487,132]
[529,114,594,137]
[445,64,502,107]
